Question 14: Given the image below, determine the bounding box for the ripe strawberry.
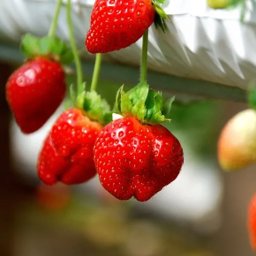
[38,108,102,185]
[248,193,256,250]
[85,0,155,53]
[94,117,183,201]
[217,109,256,171]
[6,57,66,133]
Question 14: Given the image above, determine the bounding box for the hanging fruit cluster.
[5,0,184,202]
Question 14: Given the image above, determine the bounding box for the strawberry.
[248,193,256,250]
[217,109,256,171]
[85,0,156,53]
[94,117,183,201]
[6,57,66,133]
[38,108,102,185]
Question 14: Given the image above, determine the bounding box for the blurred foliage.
[15,191,216,256]
[169,100,221,159]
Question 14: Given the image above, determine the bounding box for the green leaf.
[113,85,123,113]
[120,82,149,120]
[163,96,175,117]
[152,1,168,32]
[155,0,166,4]
[82,91,112,125]
[115,82,172,124]
[75,82,86,108]
[69,83,77,104]
[21,34,73,64]
[144,89,166,123]
[21,34,41,57]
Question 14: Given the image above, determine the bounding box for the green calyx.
[114,82,174,124]
[21,34,73,64]
[152,0,168,32]
[76,89,112,125]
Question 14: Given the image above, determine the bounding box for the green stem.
[90,53,102,92]
[48,0,63,38]
[140,30,149,84]
[66,0,83,95]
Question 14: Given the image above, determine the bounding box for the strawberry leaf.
[120,82,149,120]
[144,89,166,123]
[21,34,73,64]
[152,1,168,32]
[116,82,173,124]
[163,96,175,117]
[81,91,112,125]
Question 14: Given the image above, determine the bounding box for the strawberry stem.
[140,30,149,84]
[66,0,83,95]
[48,0,63,38]
[90,53,102,92]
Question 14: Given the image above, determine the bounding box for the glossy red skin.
[94,117,184,201]
[248,194,256,250]
[6,57,66,133]
[38,108,102,185]
[86,0,155,53]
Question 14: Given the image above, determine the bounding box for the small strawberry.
[38,108,102,185]
[94,116,183,201]
[5,33,73,134]
[85,0,166,53]
[248,193,256,250]
[217,109,256,171]
[6,57,66,133]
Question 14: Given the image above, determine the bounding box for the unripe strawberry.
[218,109,256,171]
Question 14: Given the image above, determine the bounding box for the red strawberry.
[38,108,102,185]
[94,117,183,201]
[248,193,256,250]
[85,0,155,53]
[6,57,66,133]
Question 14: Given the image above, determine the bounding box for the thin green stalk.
[66,0,83,95]
[48,0,63,38]
[140,30,149,84]
[90,53,102,92]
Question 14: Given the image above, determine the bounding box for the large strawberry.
[6,34,72,133]
[38,108,103,185]
[94,116,183,201]
[6,57,66,133]
[248,193,256,250]
[85,0,167,53]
